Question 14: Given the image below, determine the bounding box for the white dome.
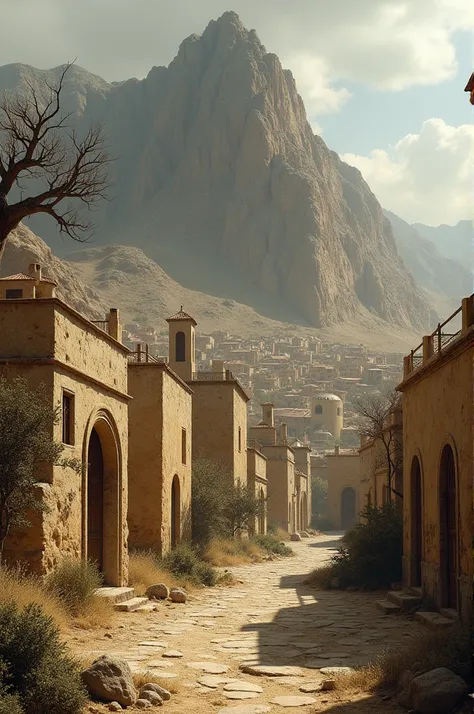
[313,393,341,402]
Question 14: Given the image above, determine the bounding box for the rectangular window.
[238,426,242,452]
[5,289,23,299]
[181,428,187,465]
[62,391,75,445]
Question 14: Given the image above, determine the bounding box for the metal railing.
[409,299,468,374]
[127,343,164,364]
[91,319,110,335]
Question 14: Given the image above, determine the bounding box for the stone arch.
[83,409,123,586]
[171,474,181,549]
[175,331,185,362]
[410,453,423,587]
[439,441,458,610]
[341,487,357,529]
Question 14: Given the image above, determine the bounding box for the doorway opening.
[341,487,356,529]
[439,444,457,610]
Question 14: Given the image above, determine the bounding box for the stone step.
[95,587,136,604]
[135,602,157,613]
[415,610,455,630]
[439,608,458,622]
[114,597,149,613]
[387,591,422,611]
[375,599,400,615]
[409,586,422,598]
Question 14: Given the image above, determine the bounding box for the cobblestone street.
[72,534,424,713]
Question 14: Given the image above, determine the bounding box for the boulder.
[139,683,171,701]
[146,583,169,600]
[169,587,187,603]
[108,705,122,712]
[408,667,469,713]
[139,690,163,706]
[136,700,152,709]
[81,655,137,707]
[290,533,302,542]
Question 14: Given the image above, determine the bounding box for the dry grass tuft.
[273,527,290,541]
[334,626,471,694]
[303,564,333,589]
[129,551,180,595]
[133,670,179,694]
[204,538,264,567]
[71,594,115,630]
[0,565,69,631]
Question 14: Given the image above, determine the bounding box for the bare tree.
[0,63,109,257]
[354,389,403,499]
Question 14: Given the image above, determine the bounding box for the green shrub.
[45,558,103,615]
[194,561,217,587]
[254,533,293,557]
[0,693,24,714]
[0,602,87,714]
[163,544,218,587]
[332,502,402,589]
[163,544,199,578]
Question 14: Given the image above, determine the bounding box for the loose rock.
[146,583,169,600]
[135,700,152,709]
[81,655,137,707]
[408,667,469,714]
[290,533,302,542]
[108,705,122,712]
[139,690,163,706]
[162,650,184,658]
[170,587,187,603]
[239,664,303,677]
[271,695,317,707]
[140,683,171,701]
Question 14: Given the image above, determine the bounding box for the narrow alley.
[72,534,425,713]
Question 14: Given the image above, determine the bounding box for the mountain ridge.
[0,11,429,332]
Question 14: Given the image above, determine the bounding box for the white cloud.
[342,119,474,224]
[0,0,472,120]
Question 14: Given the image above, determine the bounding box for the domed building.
[311,393,343,439]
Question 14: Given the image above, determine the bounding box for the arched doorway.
[87,428,104,570]
[410,456,422,587]
[341,487,356,529]
[171,475,180,549]
[85,414,121,586]
[439,444,457,609]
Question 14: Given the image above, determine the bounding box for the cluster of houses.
[0,263,311,586]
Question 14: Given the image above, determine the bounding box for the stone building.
[247,447,268,535]
[167,308,249,486]
[311,393,343,439]
[326,447,361,529]
[128,351,193,555]
[0,265,129,586]
[249,404,310,533]
[398,295,474,622]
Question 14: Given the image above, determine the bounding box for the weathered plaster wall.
[326,453,361,528]
[401,347,473,621]
[262,445,295,532]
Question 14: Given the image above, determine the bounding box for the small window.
[176,331,185,362]
[5,289,23,299]
[315,405,323,415]
[181,428,187,465]
[238,426,242,452]
[62,391,75,445]
[337,407,341,416]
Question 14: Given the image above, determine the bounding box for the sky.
[1,0,473,226]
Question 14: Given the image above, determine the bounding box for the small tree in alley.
[0,63,109,257]
[0,377,79,558]
[353,388,403,499]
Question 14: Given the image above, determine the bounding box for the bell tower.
[166,307,197,382]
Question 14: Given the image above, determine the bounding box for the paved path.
[73,534,420,713]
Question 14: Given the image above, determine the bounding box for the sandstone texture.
[407,667,469,714]
[81,656,137,707]
[146,584,169,600]
[0,13,429,332]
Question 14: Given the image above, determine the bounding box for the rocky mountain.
[412,220,473,271]
[0,12,430,332]
[0,225,106,318]
[385,210,472,299]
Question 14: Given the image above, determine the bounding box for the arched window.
[175,331,185,362]
[314,405,323,415]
